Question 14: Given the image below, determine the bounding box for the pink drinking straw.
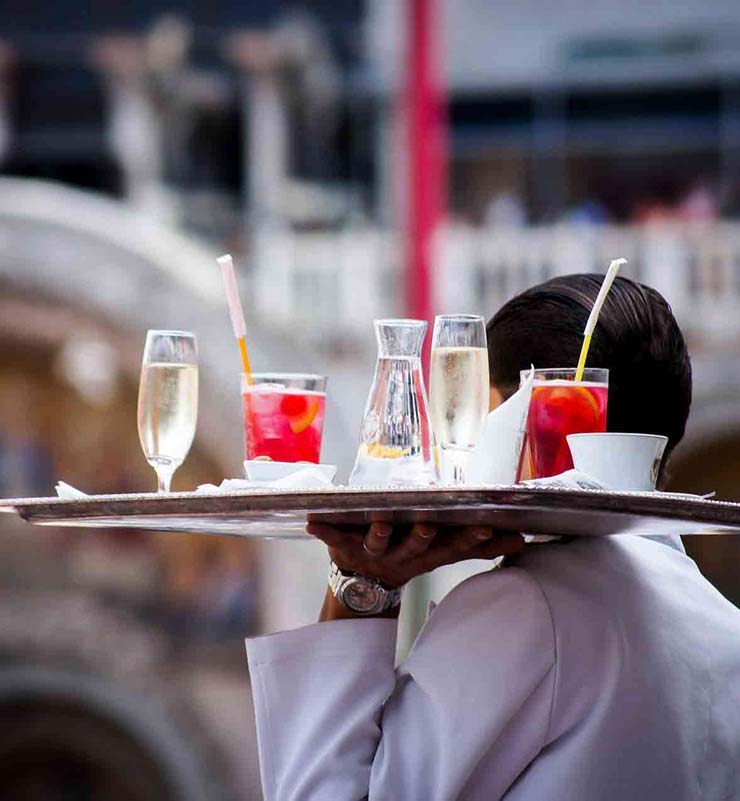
[216,254,253,382]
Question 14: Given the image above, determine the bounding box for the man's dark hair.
[486,273,692,460]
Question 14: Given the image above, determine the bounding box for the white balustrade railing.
[250,222,740,347]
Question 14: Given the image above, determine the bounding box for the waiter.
[247,275,740,800]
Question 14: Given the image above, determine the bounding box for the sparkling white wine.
[138,362,198,467]
[430,346,489,449]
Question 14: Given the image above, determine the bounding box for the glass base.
[440,447,473,486]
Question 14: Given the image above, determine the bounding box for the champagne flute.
[137,330,199,493]
[430,314,489,485]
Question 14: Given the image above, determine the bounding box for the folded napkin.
[196,466,335,494]
[524,469,609,491]
[54,467,334,499]
[521,470,619,543]
[469,367,534,485]
[55,481,90,499]
[525,469,713,499]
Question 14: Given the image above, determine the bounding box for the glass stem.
[443,447,471,486]
[156,467,175,494]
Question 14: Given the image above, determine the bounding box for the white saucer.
[243,460,337,483]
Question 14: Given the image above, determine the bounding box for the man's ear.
[489,384,505,412]
[489,383,519,411]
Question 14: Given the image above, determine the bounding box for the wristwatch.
[328,562,403,615]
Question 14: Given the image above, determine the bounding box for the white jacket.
[247,535,740,800]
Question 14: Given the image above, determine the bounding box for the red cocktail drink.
[519,368,608,479]
[242,373,327,463]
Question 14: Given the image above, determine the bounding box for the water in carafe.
[349,319,439,487]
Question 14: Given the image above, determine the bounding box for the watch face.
[343,578,382,613]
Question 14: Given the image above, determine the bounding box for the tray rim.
[4,485,740,529]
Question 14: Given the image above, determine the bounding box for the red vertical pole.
[405,0,447,373]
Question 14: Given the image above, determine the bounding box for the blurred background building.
[2,0,740,798]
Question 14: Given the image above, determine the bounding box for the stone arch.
[0,176,347,472]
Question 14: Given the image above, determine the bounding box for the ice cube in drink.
[242,382,326,463]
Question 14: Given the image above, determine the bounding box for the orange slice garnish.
[572,385,600,416]
[363,443,411,459]
[533,385,600,417]
[289,399,320,434]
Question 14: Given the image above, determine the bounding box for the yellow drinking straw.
[575,258,627,381]
[217,254,253,383]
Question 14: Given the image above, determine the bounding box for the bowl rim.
[566,432,668,442]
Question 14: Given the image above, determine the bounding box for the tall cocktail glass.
[430,314,489,485]
[242,373,327,463]
[137,330,199,493]
[519,367,608,480]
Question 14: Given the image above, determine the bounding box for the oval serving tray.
[2,485,740,540]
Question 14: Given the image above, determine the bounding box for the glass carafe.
[349,319,439,487]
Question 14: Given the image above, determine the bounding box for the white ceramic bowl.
[567,432,668,492]
[243,460,336,483]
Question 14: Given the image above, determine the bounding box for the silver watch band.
[328,562,403,615]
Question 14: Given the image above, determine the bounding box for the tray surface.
[2,485,740,539]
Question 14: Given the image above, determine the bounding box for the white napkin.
[55,481,90,499]
[519,469,606,543]
[525,469,713,499]
[469,367,534,485]
[55,468,334,498]
[524,469,609,491]
[196,466,335,494]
